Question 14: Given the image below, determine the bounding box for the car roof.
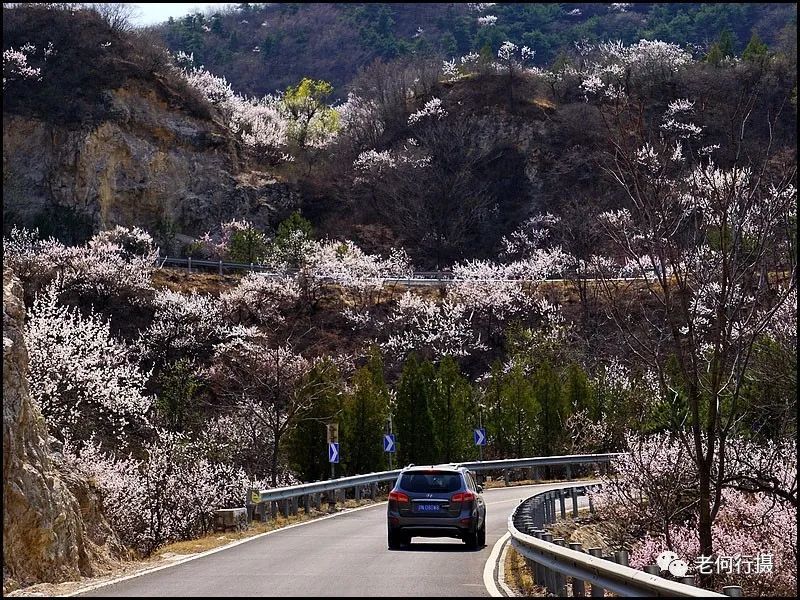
[401,464,465,473]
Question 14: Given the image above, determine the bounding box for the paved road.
[79,482,586,597]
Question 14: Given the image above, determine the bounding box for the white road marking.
[483,531,511,597]
[497,536,516,597]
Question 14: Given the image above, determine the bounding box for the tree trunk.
[697,460,714,568]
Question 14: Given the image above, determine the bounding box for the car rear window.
[400,472,462,493]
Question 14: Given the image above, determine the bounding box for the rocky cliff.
[2,78,299,248]
[2,269,125,593]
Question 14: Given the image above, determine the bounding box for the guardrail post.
[187,256,192,273]
[568,542,586,596]
[571,486,579,517]
[614,550,629,567]
[290,496,298,516]
[541,533,557,594]
[503,469,509,486]
[303,494,311,514]
[533,531,546,587]
[588,548,604,597]
[588,491,595,514]
[553,539,568,596]
[542,494,550,524]
[218,259,223,275]
[270,501,278,520]
[250,262,254,272]
[644,564,660,575]
[281,498,290,517]
[370,482,377,499]
[565,464,572,480]
[722,586,743,597]
[550,493,557,523]
[559,489,566,519]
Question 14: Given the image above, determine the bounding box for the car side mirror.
[476,485,483,493]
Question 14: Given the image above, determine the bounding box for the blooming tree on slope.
[25,279,152,443]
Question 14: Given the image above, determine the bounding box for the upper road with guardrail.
[155,256,646,287]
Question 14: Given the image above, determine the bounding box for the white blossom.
[26,280,152,440]
[408,97,447,125]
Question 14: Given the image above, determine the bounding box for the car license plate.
[416,504,439,512]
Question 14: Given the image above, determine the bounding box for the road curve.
[78,483,580,597]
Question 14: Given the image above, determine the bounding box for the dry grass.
[504,545,546,596]
[545,511,612,553]
[483,475,595,489]
[151,268,243,295]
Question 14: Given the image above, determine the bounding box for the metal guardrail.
[155,256,647,286]
[508,484,742,597]
[156,256,453,280]
[246,453,622,520]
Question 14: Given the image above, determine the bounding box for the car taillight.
[389,491,410,504]
[451,491,475,503]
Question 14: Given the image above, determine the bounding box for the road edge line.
[62,501,387,597]
[497,533,516,597]
[483,531,511,597]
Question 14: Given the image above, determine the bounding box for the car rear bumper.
[388,513,477,538]
[392,524,471,538]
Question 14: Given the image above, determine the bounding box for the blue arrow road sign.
[474,428,487,446]
[328,442,339,463]
[383,434,396,453]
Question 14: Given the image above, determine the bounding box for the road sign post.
[473,426,486,463]
[383,434,396,454]
[385,414,394,470]
[327,423,339,479]
[328,442,339,467]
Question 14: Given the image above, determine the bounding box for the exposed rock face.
[2,80,300,244]
[2,268,124,593]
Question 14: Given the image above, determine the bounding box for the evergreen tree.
[394,354,438,466]
[429,356,472,463]
[341,351,389,475]
[286,360,343,482]
[501,361,539,459]
[228,223,270,264]
[534,360,567,456]
[484,360,509,458]
[742,31,769,63]
[563,363,593,418]
[272,210,313,267]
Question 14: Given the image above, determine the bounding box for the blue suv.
[387,464,486,550]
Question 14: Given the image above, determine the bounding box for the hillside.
[2,4,796,596]
[2,4,300,250]
[3,4,797,267]
[154,3,797,99]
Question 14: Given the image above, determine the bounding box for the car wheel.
[464,530,479,550]
[388,529,402,550]
[477,521,486,546]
